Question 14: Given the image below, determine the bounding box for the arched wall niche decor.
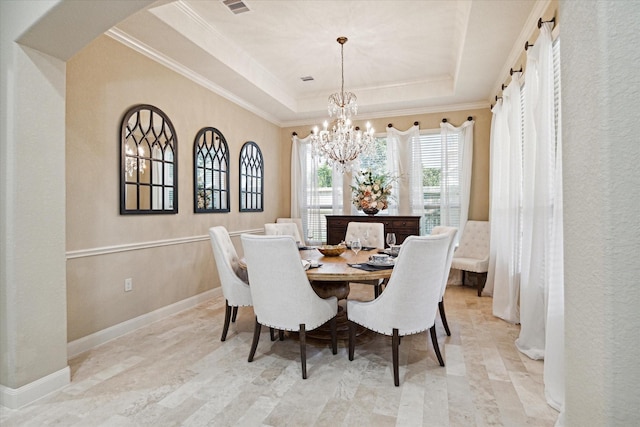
[120,104,178,214]
[239,141,264,212]
[193,127,230,213]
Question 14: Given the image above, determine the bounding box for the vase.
[362,207,379,216]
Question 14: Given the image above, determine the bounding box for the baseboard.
[0,366,70,410]
[67,288,222,358]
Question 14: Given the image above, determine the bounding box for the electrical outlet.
[124,278,133,292]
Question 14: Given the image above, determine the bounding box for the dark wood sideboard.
[325,215,422,245]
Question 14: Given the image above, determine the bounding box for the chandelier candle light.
[311,37,375,173]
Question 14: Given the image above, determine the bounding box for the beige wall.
[66,35,283,341]
[281,107,492,222]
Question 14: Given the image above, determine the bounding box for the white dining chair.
[276,217,305,244]
[430,226,458,336]
[208,226,253,341]
[347,234,450,386]
[451,220,490,296]
[264,222,302,244]
[344,221,384,249]
[241,234,338,379]
[345,221,385,297]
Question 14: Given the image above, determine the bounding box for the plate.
[366,259,395,267]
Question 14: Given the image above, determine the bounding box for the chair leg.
[279,330,285,341]
[221,300,232,341]
[348,321,356,361]
[248,317,261,362]
[299,324,307,379]
[430,325,445,367]
[477,272,487,297]
[392,328,400,387]
[439,299,451,336]
[374,284,381,298]
[461,270,466,286]
[231,306,238,322]
[330,316,337,355]
[270,328,276,341]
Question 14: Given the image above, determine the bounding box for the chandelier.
[125,146,147,177]
[311,37,374,173]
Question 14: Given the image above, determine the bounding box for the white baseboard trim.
[0,366,70,409]
[67,288,222,358]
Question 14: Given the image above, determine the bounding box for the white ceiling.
[111,0,545,126]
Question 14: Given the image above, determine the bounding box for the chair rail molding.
[66,228,264,259]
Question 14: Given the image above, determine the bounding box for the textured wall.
[561,1,640,424]
[1,1,69,392]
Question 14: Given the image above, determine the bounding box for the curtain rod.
[525,18,556,51]
[493,15,556,108]
[387,121,419,128]
[441,117,473,124]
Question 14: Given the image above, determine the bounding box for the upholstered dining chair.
[208,226,253,341]
[347,234,450,386]
[344,221,385,297]
[264,222,302,244]
[241,234,338,379]
[451,220,490,296]
[430,226,458,336]
[276,217,305,244]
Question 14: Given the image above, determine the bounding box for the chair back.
[430,226,458,297]
[349,234,450,335]
[276,218,305,244]
[454,221,490,260]
[241,234,337,331]
[208,227,252,307]
[345,221,384,249]
[265,222,302,243]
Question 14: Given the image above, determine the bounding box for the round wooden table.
[301,248,393,283]
[300,247,393,339]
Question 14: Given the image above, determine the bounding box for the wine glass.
[350,238,362,266]
[386,233,396,248]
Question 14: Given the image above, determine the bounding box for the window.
[120,104,177,214]
[239,141,264,212]
[415,130,460,234]
[300,129,462,239]
[193,127,230,213]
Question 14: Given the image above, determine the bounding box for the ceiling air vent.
[300,76,314,82]
[222,0,250,15]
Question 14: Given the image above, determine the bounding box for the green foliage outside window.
[318,163,332,188]
[423,167,441,186]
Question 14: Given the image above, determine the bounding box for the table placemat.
[347,263,394,271]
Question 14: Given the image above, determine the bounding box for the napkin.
[301,260,311,270]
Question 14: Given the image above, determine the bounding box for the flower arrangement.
[351,169,394,214]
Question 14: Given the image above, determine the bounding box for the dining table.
[299,246,394,339]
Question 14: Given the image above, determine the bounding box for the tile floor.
[1,284,559,426]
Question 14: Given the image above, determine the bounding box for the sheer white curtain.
[291,134,343,244]
[515,22,565,415]
[386,125,420,216]
[486,72,523,323]
[440,120,474,240]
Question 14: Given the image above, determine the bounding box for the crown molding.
[106,28,282,126]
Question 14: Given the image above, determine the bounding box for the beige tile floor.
[1,284,559,426]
